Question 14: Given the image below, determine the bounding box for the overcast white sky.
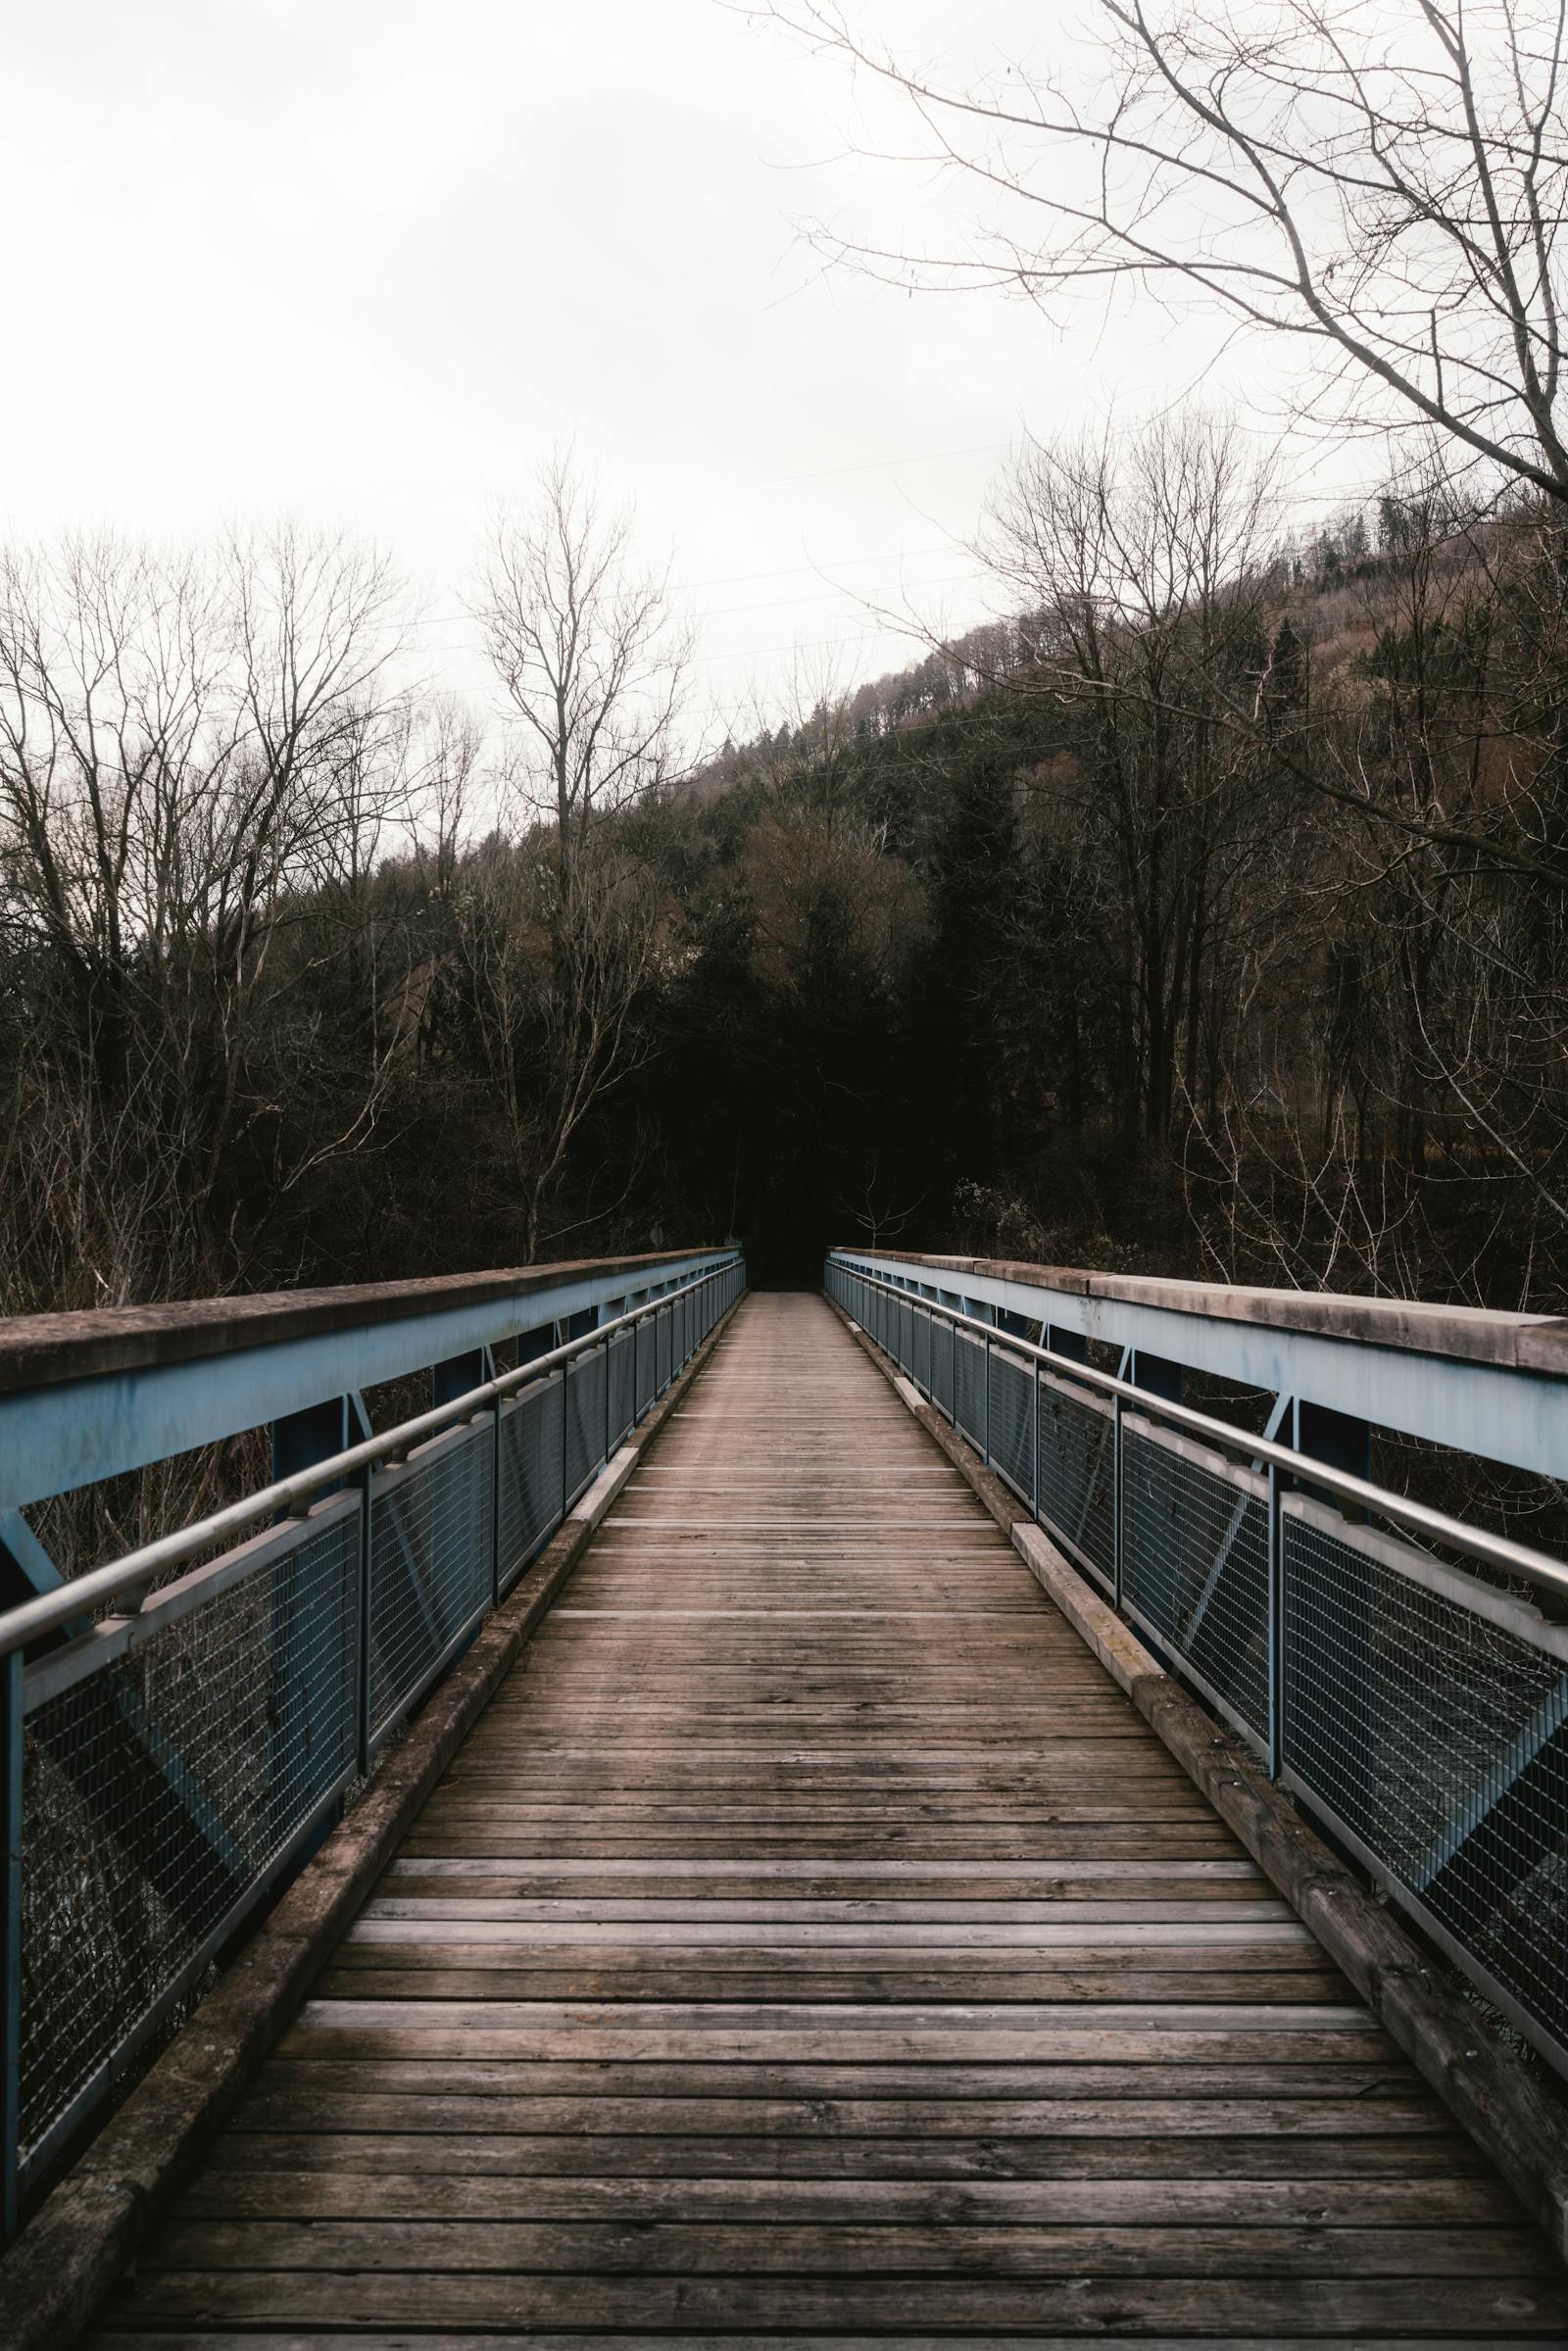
[2,0,1335,731]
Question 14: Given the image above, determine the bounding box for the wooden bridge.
[85,1293,1565,2341]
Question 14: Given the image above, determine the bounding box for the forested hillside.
[4,421,1565,1311]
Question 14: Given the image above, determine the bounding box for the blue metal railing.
[0,1249,745,2228]
[827,1250,1568,2086]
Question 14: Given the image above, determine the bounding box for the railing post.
[356,1461,374,1775]
[489,1391,504,1608]
[1032,1359,1042,1524]
[1267,1460,1284,1781]
[561,1363,569,1525]
[983,1332,993,1467]
[1112,1391,1125,1611]
[1,1647,22,2237]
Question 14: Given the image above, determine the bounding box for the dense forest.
[3,417,1566,1312]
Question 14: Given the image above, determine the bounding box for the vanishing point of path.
[94,1291,1565,2341]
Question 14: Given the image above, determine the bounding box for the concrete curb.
[0,1298,742,2351]
[832,1298,1568,2265]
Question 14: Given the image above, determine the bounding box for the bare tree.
[983,410,1289,1140]
[464,454,688,1255]
[451,828,662,1258]
[410,696,486,901]
[0,522,412,1289]
[768,0,1568,501]
[472,453,689,870]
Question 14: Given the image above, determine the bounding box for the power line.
[692,568,988,625]
[763,442,1005,484]
[689,624,954,666]
[675,542,963,591]
[392,545,976,635]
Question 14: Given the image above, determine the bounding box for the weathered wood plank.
[102,2272,1568,2331]
[310,1970,1355,2006]
[235,2055,1420,2100]
[177,2171,1522,2225]
[219,2126,1486,2180]
[142,2216,1554,2280]
[87,2335,1566,2351]
[225,2090,1457,2137]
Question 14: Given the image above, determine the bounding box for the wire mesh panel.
[369,1421,493,1739]
[497,1377,564,1592]
[989,1347,1037,1507]
[954,1328,986,1452]
[656,1302,671,1395]
[1283,1500,1568,2061]
[608,1327,636,1450]
[635,1317,655,1418]
[564,1348,603,1509]
[1123,1421,1269,1748]
[20,1501,359,2178]
[1037,1373,1116,1592]
[930,1314,956,1421]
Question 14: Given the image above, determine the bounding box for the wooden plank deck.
[94,1291,1566,2342]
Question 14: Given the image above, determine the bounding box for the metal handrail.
[831,1255,1568,1609]
[0,1256,742,1661]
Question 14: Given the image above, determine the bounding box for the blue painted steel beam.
[1296,1398,1372,1482]
[0,1652,20,2234]
[0,1511,65,1608]
[1131,1350,1184,1403]
[272,1397,351,1499]
[833,1249,1568,1479]
[0,1252,731,1514]
[432,1351,487,1409]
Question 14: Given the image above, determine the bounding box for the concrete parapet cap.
[835,1245,1568,1377]
[0,1246,727,1396]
